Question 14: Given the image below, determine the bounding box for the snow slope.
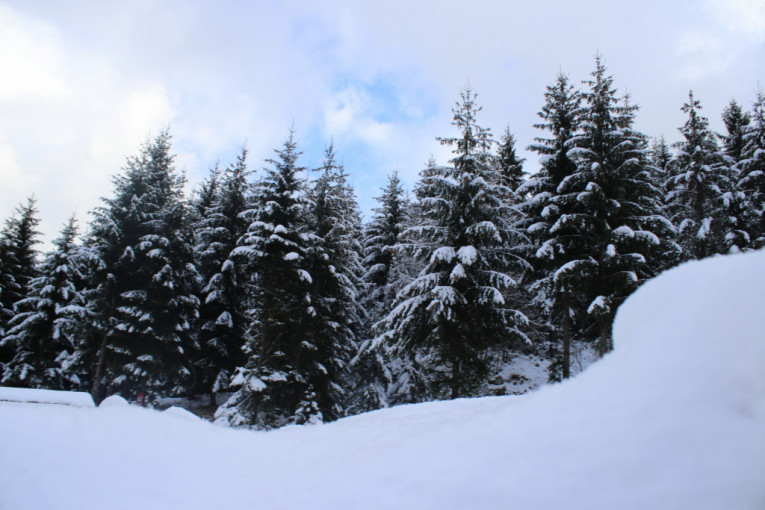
[1,251,764,509]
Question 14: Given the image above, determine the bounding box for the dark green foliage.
[217,131,329,428]
[0,197,41,379]
[376,89,529,400]
[2,217,88,389]
[739,90,765,249]
[88,131,199,401]
[665,91,734,259]
[192,148,251,403]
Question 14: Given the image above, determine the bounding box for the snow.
[99,395,129,408]
[163,406,202,421]
[0,387,95,408]
[1,251,765,509]
[456,245,477,265]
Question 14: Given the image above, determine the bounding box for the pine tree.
[361,171,408,324]
[88,131,199,401]
[496,126,526,196]
[666,91,733,259]
[521,71,582,379]
[300,143,361,420]
[0,197,41,380]
[216,131,319,428]
[563,60,670,354]
[376,89,529,400]
[2,217,88,389]
[739,89,765,249]
[721,99,751,162]
[192,148,251,405]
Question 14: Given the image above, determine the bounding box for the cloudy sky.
[1,0,763,247]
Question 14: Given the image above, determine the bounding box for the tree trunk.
[597,321,611,356]
[91,335,109,403]
[562,311,571,380]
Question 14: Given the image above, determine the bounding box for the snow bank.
[0,387,94,408]
[1,251,764,510]
[98,395,129,408]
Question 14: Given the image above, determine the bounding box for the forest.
[1,58,763,429]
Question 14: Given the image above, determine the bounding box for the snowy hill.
[1,251,764,510]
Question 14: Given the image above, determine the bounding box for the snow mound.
[0,251,764,509]
[98,395,129,408]
[0,387,95,408]
[163,406,202,421]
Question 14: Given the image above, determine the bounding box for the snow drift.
[1,251,764,509]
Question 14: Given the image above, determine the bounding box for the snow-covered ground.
[1,251,764,509]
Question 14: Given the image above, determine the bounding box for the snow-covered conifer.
[666,91,735,258]
[376,89,529,400]
[88,131,199,401]
[216,131,328,428]
[2,217,88,389]
[738,89,765,249]
[192,148,251,405]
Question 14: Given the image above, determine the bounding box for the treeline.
[0,58,762,428]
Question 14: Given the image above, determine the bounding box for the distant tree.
[495,126,526,196]
[88,131,199,402]
[376,89,529,400]
[721,99,751,162]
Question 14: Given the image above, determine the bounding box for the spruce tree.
[376,89,529,400]
[88,131,199,401]
[361,171,408,324]
[521,71,582,379]
[739,89,765,249]
[0,197,41,380]
[563,59,670,354]
[495,126,526,196]
[216,131,320,428]
[665,91,733,259]
[192,148,251,405]
[301,143,361,421]
[2,217,88,389]
[721,99,751,162]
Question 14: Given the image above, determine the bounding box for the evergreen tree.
[666,91,733,259]
[88,131,199,401]
[721,99,751,162]
[376,89,529,400]
[361,171,408,324]
[192,148,251,405]
[650,136,673,172]
[520,71,582,379]
[739,89,765,249]
[216,131,322,428]
[495,126,526,196]
[2,217,88,389]
[0,197,41,379]
[301,143,361,420]
[563,59,670,354]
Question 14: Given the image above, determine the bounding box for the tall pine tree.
[376,89,529,400]
[88,131,199,401]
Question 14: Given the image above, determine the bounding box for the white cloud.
[705,0,765,43]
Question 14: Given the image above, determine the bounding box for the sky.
[1,0,763,247]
